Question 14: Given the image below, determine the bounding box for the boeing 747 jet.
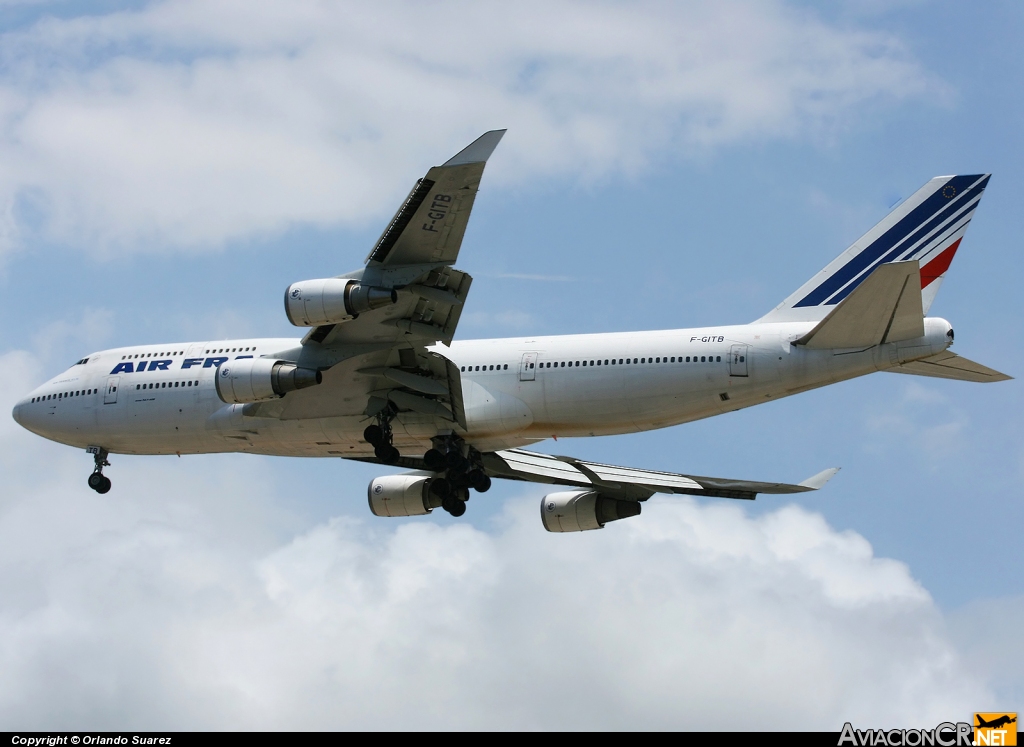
[12,131,1011,531]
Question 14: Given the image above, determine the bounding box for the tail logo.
[793,174,989,309]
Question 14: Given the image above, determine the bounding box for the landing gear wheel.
[445,451,468,472]
[448,471,471,490]
[430,478,452,502]
[442,495,467,517]
[86,446,112,494]
[363,424,384,446]
[469,470,491,493]
[423,449,446,472]
[88,472,111,494]
[374,443,401,464]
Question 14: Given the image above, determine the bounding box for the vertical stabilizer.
[758,174,990,323]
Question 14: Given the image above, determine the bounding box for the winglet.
[443,129,507,166]
[798,467,841,490]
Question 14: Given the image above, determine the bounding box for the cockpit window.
[75,358,89,365]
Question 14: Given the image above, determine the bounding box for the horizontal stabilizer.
[797,261,924,349]
[888,351,1012,383]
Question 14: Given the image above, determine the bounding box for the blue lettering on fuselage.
[110,356,236,375]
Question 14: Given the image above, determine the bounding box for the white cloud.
[0,0,938,255]
[0,352,992,729]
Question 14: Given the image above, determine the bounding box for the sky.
[1,0,1022,730]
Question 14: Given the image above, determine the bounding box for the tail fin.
[758,174,991,323]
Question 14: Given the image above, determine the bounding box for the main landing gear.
[422,437,491,517]
[363,407,401,465]
[86,446,112,494]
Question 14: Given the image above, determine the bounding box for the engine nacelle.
[215,357,322,404]
[284,278,398,327]
[368,474,443,517]
[540,490,642,532]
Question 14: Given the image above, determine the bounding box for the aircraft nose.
[11,399,25,427]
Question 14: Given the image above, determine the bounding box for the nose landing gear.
[86,446,112,494]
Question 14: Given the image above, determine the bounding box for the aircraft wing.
[480,448,840,501]
[303,129,505,350]
[365,129,506,268]
[253,132,505,429]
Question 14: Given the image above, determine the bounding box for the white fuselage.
[12,318,953,459]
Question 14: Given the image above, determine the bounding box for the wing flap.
[570,460,702,491]
[488,449,591,484]
[889,350,1012,382]
[486,449,838,501]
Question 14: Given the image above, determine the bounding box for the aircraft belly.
[535,371,630,434]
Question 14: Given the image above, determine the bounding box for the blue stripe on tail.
[794,174,989,308]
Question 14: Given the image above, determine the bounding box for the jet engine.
[368,474,444,517]
[215,358,322,404]
[540,490,641,532]
[284,278,398,327]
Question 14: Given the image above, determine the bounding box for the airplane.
[11,130,1012,532]
[976,715,1017,730]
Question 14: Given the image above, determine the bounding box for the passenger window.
[503,364,508,370]
[461,366,465,372]
[716,356,721,362]
[530,363,535,369]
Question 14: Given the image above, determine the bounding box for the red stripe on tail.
[920,238,962,288]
